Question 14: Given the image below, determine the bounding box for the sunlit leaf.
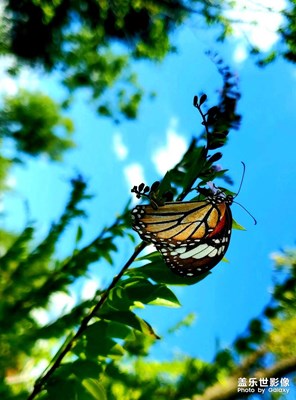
[82,378,107,400]
[232,219,246,231]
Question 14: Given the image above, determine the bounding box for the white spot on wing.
[218,246,225,255]
[179,243,208,259]
[208,248,218,257]
[179,244,221,260]
[175,247,187,254]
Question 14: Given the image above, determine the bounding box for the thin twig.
[27,240,147,400]
[176,101,210,202]
[195,101,211,154]
[192,354,296,400]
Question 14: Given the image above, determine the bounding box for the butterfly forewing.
[131,196,233,277]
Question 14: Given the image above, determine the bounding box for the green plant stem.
[27,240,147,400]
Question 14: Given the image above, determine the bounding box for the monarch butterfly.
[131,188,234,277]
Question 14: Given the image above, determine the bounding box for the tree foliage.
[0,67,295,399]
[0,89,74,160]
[0,89,74,190]
[1,1,296,120]
[1,0,189,120]
[0,1,296,399]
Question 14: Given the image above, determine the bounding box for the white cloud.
[124,163,146,204]
[5,174,17,189]
[0,56,40,96]
[152,117,187,175]
[30,308,50,326]
[113,131,128,160]
[49,291,76,316]
[29,291,76,326]
[124,163,145,188]
[0,196,4,213]
[81,279,100,301]
[225,0,286,63]
[233,44,248,64]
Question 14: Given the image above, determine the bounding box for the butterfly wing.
[131,200,232,277]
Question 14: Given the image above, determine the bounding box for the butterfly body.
[131,193,233,277]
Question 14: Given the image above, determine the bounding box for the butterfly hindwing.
[154,218,231,277]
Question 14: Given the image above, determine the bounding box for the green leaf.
[46,376,89,400]
[168,312,196,333]
[157,170,176,199]
[128,256,210,286]
[101,285,134,312]
[144,285,181,307]
[1,90,75,160]
[98,310,160,339]
[232,218,246,231]
[127,232,136,243]
[123,277,181,307]
[75,225,83,244]
[70,360,103,380]
[73,321,127,359]
[135,251,161,262]
[89,320,131,341]
[82,378,107,400]
[180,148,206,191]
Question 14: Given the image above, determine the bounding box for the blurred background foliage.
[0,0,295,399]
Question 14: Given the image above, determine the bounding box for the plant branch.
[27,240,147,400]
[191,355,296,400]
[194,100,210,155]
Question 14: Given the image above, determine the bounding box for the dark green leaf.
[73,321,127,359]
[68,360,103,380]
[128,256,210,286]
[98,310,160,339]
[75,225,83,244]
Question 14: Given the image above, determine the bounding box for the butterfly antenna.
[233,162,257,225]
[233,161,246,199]
[233,201,257,225]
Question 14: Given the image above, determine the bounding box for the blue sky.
[1,0,296,393]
